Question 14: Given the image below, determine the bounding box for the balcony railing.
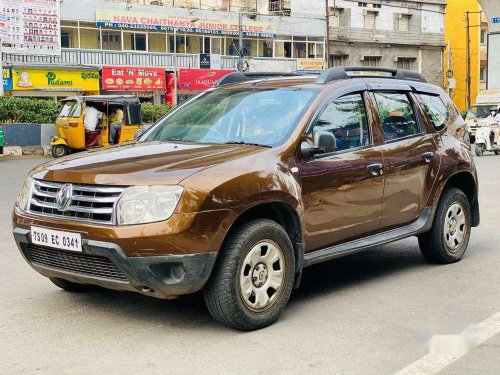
[2,49,298,72]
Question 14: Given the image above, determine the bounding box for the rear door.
[369,89,440,230]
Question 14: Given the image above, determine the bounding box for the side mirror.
[135,128,146,140]
[313,130,337,154]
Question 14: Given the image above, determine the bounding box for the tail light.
[68,122,79,128]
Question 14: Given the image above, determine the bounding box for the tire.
[51,144,69,158]
[204,219,295,331]
[474,143,485,157]
[469,135,475,144]
[418,188,472,264]
[495,150,500,156]
[50,277,98,293]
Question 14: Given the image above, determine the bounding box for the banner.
[3,67,13,91]
[102,66,166,91]
[12,68,99,91]
[178,69,234,91]
[96,9,276,38]
[1,0,61,56]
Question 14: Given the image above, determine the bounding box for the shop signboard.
[11,68,99,91]
[199,53,211,69]
[1,0,61,56]
[96,9,276,38]
[296,59,325,72]
[102,66,166,91]
[178,69,234,91]
[3,67,13,91]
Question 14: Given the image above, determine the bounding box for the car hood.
[31,141,267,186]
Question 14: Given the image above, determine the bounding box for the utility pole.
[465,11,471,110]
[325,0,331,68]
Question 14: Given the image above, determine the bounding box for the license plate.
[31,226,82,252]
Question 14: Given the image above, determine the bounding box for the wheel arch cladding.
[221,202,304,276]
[441,171,480,227]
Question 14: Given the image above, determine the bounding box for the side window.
[313,93,370,152]
[374,92,419,142]
[419,94,449,131]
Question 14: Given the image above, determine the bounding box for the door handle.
[422,152,434,163]
[367,163,384,176]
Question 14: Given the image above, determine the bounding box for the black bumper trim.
[13,227,217,299]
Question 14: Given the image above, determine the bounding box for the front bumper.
[13,227,217,299]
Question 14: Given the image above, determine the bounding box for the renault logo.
[55,183,73,212]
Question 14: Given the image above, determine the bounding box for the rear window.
[419,94,449,131]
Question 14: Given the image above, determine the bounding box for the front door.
[298,92,385,252]
[370,91,440,230]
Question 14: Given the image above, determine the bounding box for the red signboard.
[178,69,234,91]
[102,66,166,91]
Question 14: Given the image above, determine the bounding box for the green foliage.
[0,96,62,124]
[141,103,172,124]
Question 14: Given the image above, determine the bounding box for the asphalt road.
[1,155,499,375]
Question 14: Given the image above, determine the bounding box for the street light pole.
[325,0,331,68]
[238,12,243,71]
[173,28,177,107]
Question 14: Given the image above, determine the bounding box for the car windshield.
[59,100,82,118]
[466,105,493,119]
[144,88,318,147]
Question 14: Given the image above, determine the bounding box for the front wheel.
[204,219,295,330]
[475,143,485,156]
[418,188,471,264]
[51,144,69,158]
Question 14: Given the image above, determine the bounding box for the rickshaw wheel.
[51,145,69,158]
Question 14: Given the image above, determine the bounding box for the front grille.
[25,244,128,281]
[29,180,125,224]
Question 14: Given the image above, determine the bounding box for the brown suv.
[13,68,479,330]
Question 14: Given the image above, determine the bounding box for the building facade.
[1,0,446,104]
[444,0,488,112]
[327,0,446,87]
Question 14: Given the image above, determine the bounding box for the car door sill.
[303,207,435,267]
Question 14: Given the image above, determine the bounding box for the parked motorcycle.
[475,118,500,156]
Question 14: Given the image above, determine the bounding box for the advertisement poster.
[1,0,61,55]
[96,9,276,38]
[178,69,234,91]
[102,66,166,91]
[11,68,99,91]
[3,67,13,91]
[296,59,325,72]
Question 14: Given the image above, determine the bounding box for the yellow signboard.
[297,59,325,71]
[12,68,100,91]
[96,9,276,38]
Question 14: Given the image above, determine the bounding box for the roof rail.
[214,72,306,87]
[316,67,427,84]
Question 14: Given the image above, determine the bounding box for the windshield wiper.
[224,141,272,148]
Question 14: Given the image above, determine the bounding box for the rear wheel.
[418,188,471,264]
[51,144,69,158]
[50,277,98,293]
[475,143,485,156]
[204,219,295,330]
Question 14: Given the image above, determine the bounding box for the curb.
[3,145,51,156]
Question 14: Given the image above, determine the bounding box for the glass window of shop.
[186,35,202,54]
[257,39,273,57]
[148,33,166,53]
[101,29,121,51]
[274,36,292,58]
[60,27,78,48]
[79,25,100,50]
[123,32,147,51]
[210,37,222,54]
[168,34,187,53]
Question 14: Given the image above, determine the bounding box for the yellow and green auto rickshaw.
[51,95,143,158]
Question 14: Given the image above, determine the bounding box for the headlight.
[116,185,183,225]
[17,175,33,212]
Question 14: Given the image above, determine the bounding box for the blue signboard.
[492,17,500,24]
[3,67,12,91]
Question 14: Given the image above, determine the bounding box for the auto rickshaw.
[51,95,143,158]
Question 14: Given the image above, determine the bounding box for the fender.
[50,137,68,147]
